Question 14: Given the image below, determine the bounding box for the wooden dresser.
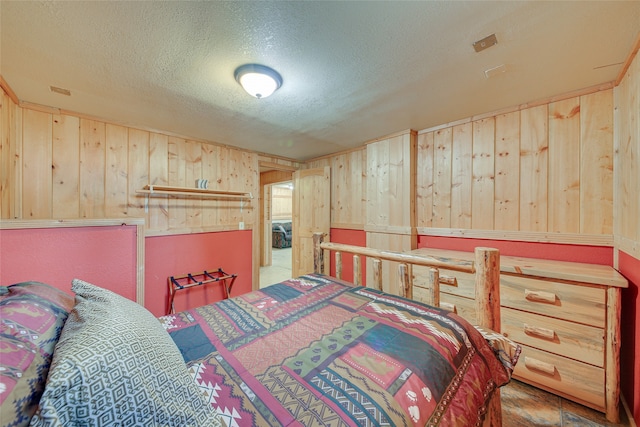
[408,248,628,423]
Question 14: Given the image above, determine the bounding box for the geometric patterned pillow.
[29,279,223,427]
[0,282,75,427]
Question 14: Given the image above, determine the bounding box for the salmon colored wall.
[620,251,640,423]
[145,230,252,317]
[417,236,613,265]
[0,226,137,300]
[329,229,367,283]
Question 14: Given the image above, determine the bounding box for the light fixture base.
[234,64,283,99]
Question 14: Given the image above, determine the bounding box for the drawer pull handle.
[525,289,557,304]
[440,302,457,313]
[524,324,555,340]
[440,276,458,287]
[524,357,556,376]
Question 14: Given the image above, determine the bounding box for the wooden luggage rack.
[167,268,237,314]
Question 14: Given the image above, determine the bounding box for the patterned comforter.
[159,274,517,427]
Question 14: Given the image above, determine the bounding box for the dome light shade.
[234,64,282,99]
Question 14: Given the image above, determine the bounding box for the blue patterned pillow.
[0,282,74,427]
[29,279,222,427]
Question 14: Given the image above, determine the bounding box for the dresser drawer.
[500,275,606,328]
[413,266,475,299]
[514,344,604,410]
[501,307,604,367]
[440,293,477,325]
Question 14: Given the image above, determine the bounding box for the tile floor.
[502,380,632,427]
[259,247,292,288]
[259,248,634,427]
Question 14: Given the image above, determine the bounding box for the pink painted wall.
[144,230,253,317]
[620,251,640,424]
[0,226,137,300]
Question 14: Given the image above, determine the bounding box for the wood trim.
[615,31,640,86]
[364,128,417,145]
[605,286,622,423]
[0,218,145,304]
[330,222,365,231]
[0,75,19,104]
[136,223,145,304]
[304,144,365,164]
[144,223,252,237]
[419,82,614,134]
[258,161,298,172]
[615,235,640,260]
[417,227,614,247]
[0,218,145,229]
[364,224,416,236]
[137,185,253,199]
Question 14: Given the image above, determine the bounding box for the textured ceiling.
[1,1,639,161]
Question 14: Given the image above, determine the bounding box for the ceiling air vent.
[50,86,71,96]
[473,34,498,53]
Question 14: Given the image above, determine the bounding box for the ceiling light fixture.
[234,64,282,99]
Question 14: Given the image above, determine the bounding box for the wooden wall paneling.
[520,105,549,232]
[548,97,581,233]
[201,143,219,229]
[366,137,389,228]
[168,137,187,230]
[228,148,243,225]
[79,119,105,218]
[127,129,149,221]
[451,123,472,229]
[0,89,13,218]
[615,54,639,243]
[389,133,410,228]
[216,146,231,225]
[240,151,257,228]
[22,109,52,219]
[52,115,80,219]
[433,128,452,228]
[148,133,169,231]
[471,117,495,230]
[13,102,22,219]
[104,124,128,218]
[349,149,366,228]
[416,132,434,228]
[495,111,521,230]
[185,140,203,228]
[580,90,613,235]
[332,153,349,227]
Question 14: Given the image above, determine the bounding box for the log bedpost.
[353,255,362,286]
[428,268,441,307]
[313,232,325,274]
[475,247,501,427]
[372,259,383,291]
[474,247,501,331]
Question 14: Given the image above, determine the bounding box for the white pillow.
[30,279,222,427]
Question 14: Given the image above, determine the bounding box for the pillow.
[29,279,222,427]
[0,282,75,427]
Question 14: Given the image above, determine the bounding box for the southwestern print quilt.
[159,274,516,427]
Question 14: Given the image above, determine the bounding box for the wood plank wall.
[614,50,640,260]
[418,90,614,237]
[306,147,366,230]
[0,98,259,235]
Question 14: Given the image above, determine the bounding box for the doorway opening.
[260,181,292,287]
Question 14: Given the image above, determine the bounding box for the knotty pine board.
[494,111,520,231]
[451,123,472,229]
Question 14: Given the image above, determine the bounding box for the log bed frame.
[312,233,503,426]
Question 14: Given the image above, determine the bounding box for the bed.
[1,234,519,427]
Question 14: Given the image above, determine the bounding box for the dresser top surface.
[407,247,628,288]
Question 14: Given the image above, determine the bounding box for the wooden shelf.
[137,185,252,200]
